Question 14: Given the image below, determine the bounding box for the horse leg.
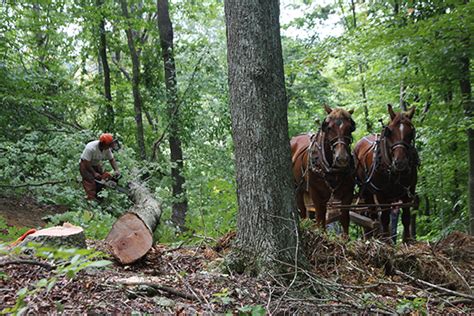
[401,206,411,243]
[362,195,376,239]
[339,195,352,238]
[296,190,307,219]
[380,209,391,243]
[310,190,326,230]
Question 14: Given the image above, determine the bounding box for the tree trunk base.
[21,223,86,249]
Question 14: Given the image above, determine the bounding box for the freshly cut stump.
[22,223,86,249]
[105,180,161,265]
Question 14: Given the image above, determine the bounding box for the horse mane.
[327,108,352,120]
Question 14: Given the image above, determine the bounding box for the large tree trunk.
[121,0,147,160]
[157,0,188,229]
[224,0,301,274]
[459,55,474,235]
[97,0,115,131]
[105,180,161,264]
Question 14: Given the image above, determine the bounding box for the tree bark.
[459,55,474,235]
[157,0,188,229]
[121,0,147,160]
[224,0,301,274]
[105,180,162,264]
[97,0,115,131]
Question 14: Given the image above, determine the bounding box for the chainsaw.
[95,173,130,195]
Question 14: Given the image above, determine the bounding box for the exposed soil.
[0,195,69,228]
[1,231,473,314]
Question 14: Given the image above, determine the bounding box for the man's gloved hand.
[114,170,121,178]
[101,172,112,180]
[94,172,102,180]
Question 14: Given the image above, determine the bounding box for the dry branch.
[112,276,197,301]
[395,270,474,301]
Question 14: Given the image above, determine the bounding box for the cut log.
[349,211,380,231]
[21,223,86,249]
[105,180,162,265]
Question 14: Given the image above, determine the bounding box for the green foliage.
[396,297,428,315]
[0,216,29,243]
[1,242,111,315]
[1,0,472,245]
[236,305,266,316]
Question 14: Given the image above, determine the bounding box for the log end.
[105,212,153,265]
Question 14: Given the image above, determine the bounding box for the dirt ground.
[0,195,68,228]
[1,230,473,314]
[0,195,472,313]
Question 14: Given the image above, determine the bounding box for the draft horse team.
[291,104,418,243]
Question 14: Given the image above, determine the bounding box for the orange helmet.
[99,133,114,145]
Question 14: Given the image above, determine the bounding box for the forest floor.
[0,197,473,314]
[0,194,68,228]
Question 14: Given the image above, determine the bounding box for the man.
[79,133,120,200]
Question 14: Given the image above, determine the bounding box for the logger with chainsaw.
[79,133,121,200]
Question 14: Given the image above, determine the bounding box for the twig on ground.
[395,270,474,301]
[167,262,204,304]
[0,259,54,270]
[116,280,197,301]
[271,211,301,314]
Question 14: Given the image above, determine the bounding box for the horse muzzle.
[392,159,409,172]
[333,153,350,169]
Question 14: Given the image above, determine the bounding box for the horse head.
[384,104,416,172]
[322,104,356,170]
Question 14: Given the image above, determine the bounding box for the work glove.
[101,172,112,180]
[114,170,121,178]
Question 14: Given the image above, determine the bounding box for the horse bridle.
[328,135,353,153]
[381,124,415,166]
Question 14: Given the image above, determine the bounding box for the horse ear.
[348,108,354,115]
[314,117,321,126]
[406,106,416,119]
[350,119,356,132]
[322,119,329,131]
[323,104,333,114]
[387,104,396,120]
[384,127,392,137]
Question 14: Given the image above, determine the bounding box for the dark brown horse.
[291,105,356,235]
[353,104,419,243]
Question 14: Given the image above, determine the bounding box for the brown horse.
[353,104,419,243]
[291,105,356,235]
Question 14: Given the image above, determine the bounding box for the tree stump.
[21,223,86,249]
[105,180,162,265]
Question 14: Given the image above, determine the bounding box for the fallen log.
[105,180,162,265]
[21,223,86,249]
[111,276,197,301]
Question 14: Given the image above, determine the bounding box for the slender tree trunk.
[224,0,301,274]
[459,55,474,235]
[350,0,372,133]
[121,0,146,160]
[156,0,188,229]
[97,0,115,132]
